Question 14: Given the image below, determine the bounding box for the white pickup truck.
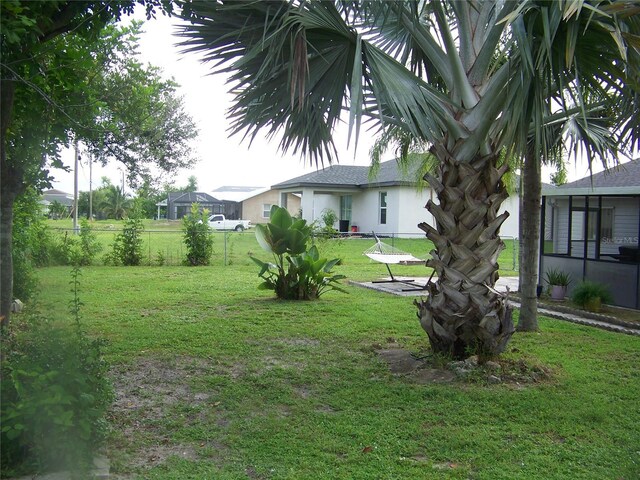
[208,214,252,232]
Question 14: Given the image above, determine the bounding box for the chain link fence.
[49,228,519,271]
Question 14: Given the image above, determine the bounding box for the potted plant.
[544,268,571,301]
[571,281,613,313]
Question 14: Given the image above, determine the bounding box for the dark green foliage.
[182,204,213,266]
[544,268,572,286]
[571,281,614,308]
[104,217,144,266]
[75,220,102,266]
[0,270,112,477]
[250,206,345,299]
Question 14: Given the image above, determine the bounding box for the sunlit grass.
[30,265,640,480]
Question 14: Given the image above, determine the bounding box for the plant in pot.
[544,268,571,301]
[571,281,613,313]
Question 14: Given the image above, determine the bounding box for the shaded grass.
[29,266,640,479]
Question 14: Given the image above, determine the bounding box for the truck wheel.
[235,225,244,232]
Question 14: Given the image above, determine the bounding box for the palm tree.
[180,1,639,359]
[100,185,130,220]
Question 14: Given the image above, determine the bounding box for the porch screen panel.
[570,196,586,257]
[600,196,640,259]
[548,197,569,255]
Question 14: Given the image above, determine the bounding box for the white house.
[272,159,520,238]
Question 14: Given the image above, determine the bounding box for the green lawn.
[29,262,640,480]
[44,219,520,275]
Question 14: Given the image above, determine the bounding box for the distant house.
[41,189,74,218]
[540,159,640,309]
[211,186,301,225]
[272,159,520,238]
[157,192,225,220]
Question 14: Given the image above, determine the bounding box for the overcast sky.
[51,11,376,194]
[51,9,614,195]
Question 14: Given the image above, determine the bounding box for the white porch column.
[300,188,315,224]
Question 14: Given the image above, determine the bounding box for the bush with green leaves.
[250,206,345,300]
[182,204,214,266]
[571,281,613,308]
[12,189,53,300]
[104,217,144,266]
[0,269,112,477]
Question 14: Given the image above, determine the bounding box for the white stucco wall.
[498,195,520,239]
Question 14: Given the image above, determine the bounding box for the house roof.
[42,189,73,206]
[272,160,418,190]
[165,191,223,204]
[43,189,71,196]
[211,186,269,202]
[542,159,640,196]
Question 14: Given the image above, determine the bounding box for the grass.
[44,218,520,275]
[25,258,640,480]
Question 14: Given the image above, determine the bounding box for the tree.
[100,185,131,220]
[0,1,196,325]
[180,1,639,358]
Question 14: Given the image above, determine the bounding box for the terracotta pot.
[550,285,567,301]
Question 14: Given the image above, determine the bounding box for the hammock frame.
[364,233,425,287]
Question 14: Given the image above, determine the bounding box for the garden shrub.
[182,204,213,266]
[75,219,102,266]
[250,206,345,300]
[0,269,113,477]
[104,217,144,266]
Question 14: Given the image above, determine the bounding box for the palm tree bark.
[416,151,514,360]
[517,148,541,331]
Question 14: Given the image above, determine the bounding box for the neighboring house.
[211,186,301,225]
[157,192,225,220]
[41,189,74,218]
[271,159,520,238]
[540,159,640,309]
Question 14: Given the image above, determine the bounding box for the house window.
[262,204,272,218]
[379,192,387,225]
[340,195,352,222]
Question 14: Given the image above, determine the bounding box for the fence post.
[224,231,227,266]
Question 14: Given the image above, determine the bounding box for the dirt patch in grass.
[375,345,554,386]
[108,356,229,474]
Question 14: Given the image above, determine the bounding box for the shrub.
[544,268,571,286]
[250,206,345,300]
[571,281,613,308]
[182,204,213,266]
[104,217,144,266]
[75,219,102,266]
[0,269,112,477]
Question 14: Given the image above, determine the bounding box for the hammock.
[364,234,425,285]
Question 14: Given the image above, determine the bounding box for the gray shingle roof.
[170,192,222,204]
[272,160,419,189]
[561,159,640,189]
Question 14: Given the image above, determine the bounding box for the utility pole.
[89,153,93,221]
[73,140,79,234]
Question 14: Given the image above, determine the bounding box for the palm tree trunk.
[416,151,514,360]
[517,148,541,331]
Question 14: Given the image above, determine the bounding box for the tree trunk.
[416,152,514,360]
[517,149,541,331]
[1,79,17,328]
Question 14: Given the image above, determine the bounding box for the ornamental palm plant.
[179,1,639,359]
